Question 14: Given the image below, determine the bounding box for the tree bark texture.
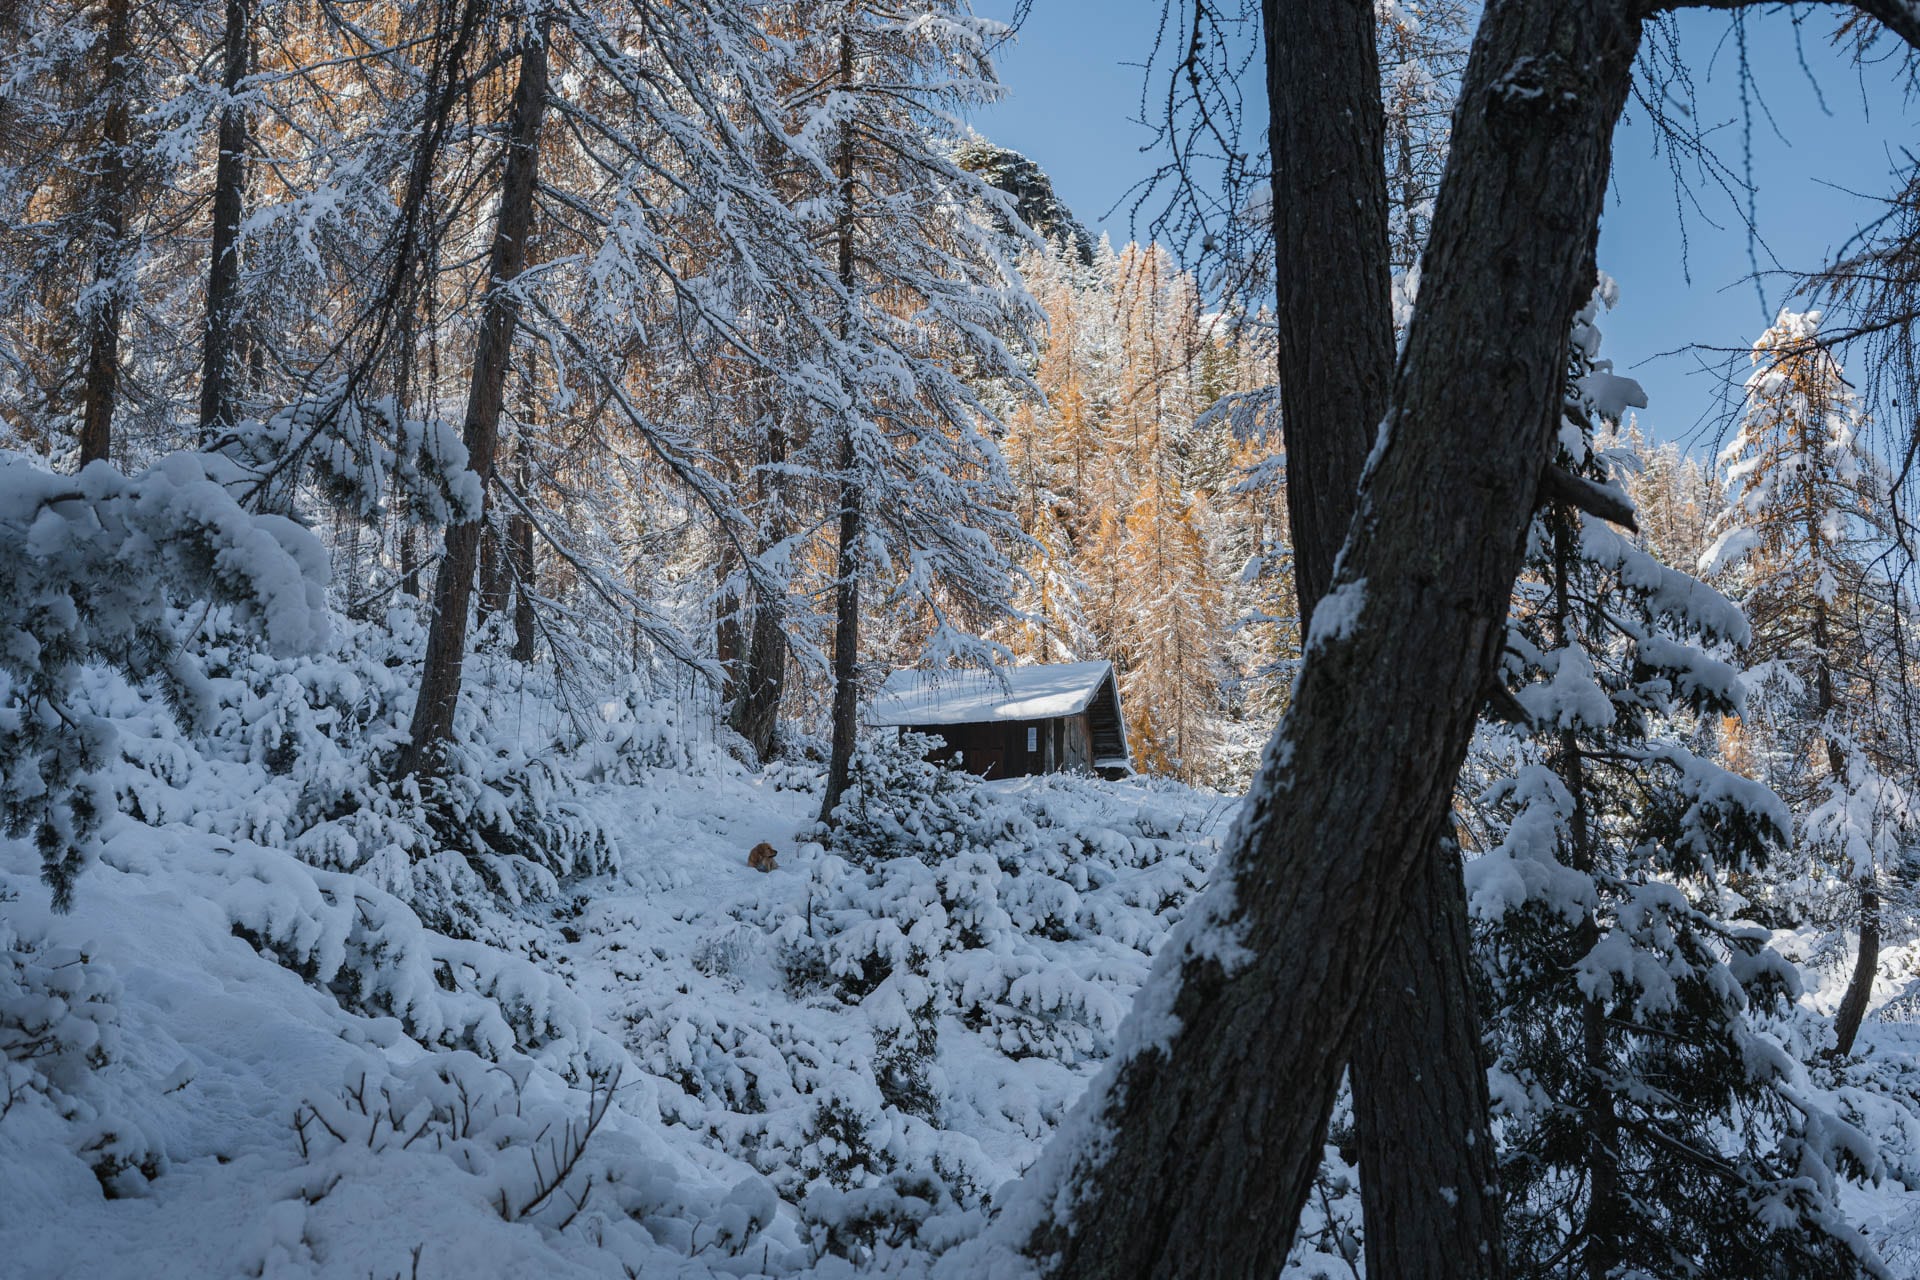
[1267,0,1394,620]
[78,0,133,467]
[731,598,788,763]
[1265,3,1505,1275]
[398,27,548,778]
[198,0,251,437]
[1019,3,1645,1275]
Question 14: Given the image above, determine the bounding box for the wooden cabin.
[866,660,1133,780]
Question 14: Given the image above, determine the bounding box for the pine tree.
[1474,286,1871,1279]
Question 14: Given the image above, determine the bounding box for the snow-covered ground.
[0,660,1236,1277]
[8,628,1920,1277]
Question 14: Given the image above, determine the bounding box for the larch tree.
[1104,243,1225,779]
[396,9,551,779]
[781,0,1038,825]
[0,0,158,466]
[1701,308,1914,1056]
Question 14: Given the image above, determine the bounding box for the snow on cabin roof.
[866,660,1119,727]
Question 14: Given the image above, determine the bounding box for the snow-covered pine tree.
[1699,308,1916,1055]
[1471,284,1874,1278]
[1621,424,1724,574]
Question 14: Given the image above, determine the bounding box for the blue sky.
[966,2,1917,454]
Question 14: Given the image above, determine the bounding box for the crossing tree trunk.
[1016,2,1647,1274]
[1264,3,1505,1274]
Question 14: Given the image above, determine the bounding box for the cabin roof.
[866,660,1119,728]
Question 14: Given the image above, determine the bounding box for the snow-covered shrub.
[294,1052,623,1224]
[110,607,620,938]
[289,1049,791,1268]
[0,906,118,1116]
[0,451,328,905]
[0,896,162,1196]
[203,838,619,1079]
[823,732,983,868]
[800,1168,979,1266]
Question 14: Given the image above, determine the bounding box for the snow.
[1304,578,1367,652]
[866,660,1118,727]
[0,631,1245,1277]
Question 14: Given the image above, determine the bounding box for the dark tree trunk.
[1265,3,1504,1274]
[77,0,133,468]
[400,518,422,600]
[198,0,251,437]
[819,465,861,822]
[1355,831,1506,1279]
[1267,0,1392,617]
[730,591,789,762]
[477,505,509,623]
[508,491,535,663]
[729,411,791,764]
[818,27,861,826]
[1019,3,1645,1274]
[715,570,743,702]
[1834,888,1881,1056]
[397,25,548,778]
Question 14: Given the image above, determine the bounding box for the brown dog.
[747,841,779,873]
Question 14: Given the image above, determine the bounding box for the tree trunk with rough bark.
[1014,3,1645,1274]
[508,469,535,664]
[729,413,791,764]
[731,593,789,762]
[78,0,133,467]
[397,26,548,778]
[1264,3,1504,1274]
[818,27,861,826]
[198,0,251,437]
[1834,888,1881,1055]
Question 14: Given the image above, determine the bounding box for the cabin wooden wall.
[909,717,1089,778]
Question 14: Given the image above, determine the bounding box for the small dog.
[747,841,779,873]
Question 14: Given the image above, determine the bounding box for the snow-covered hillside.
[0,625,1242,1277]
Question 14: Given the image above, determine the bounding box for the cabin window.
[1027,726,1038,752]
